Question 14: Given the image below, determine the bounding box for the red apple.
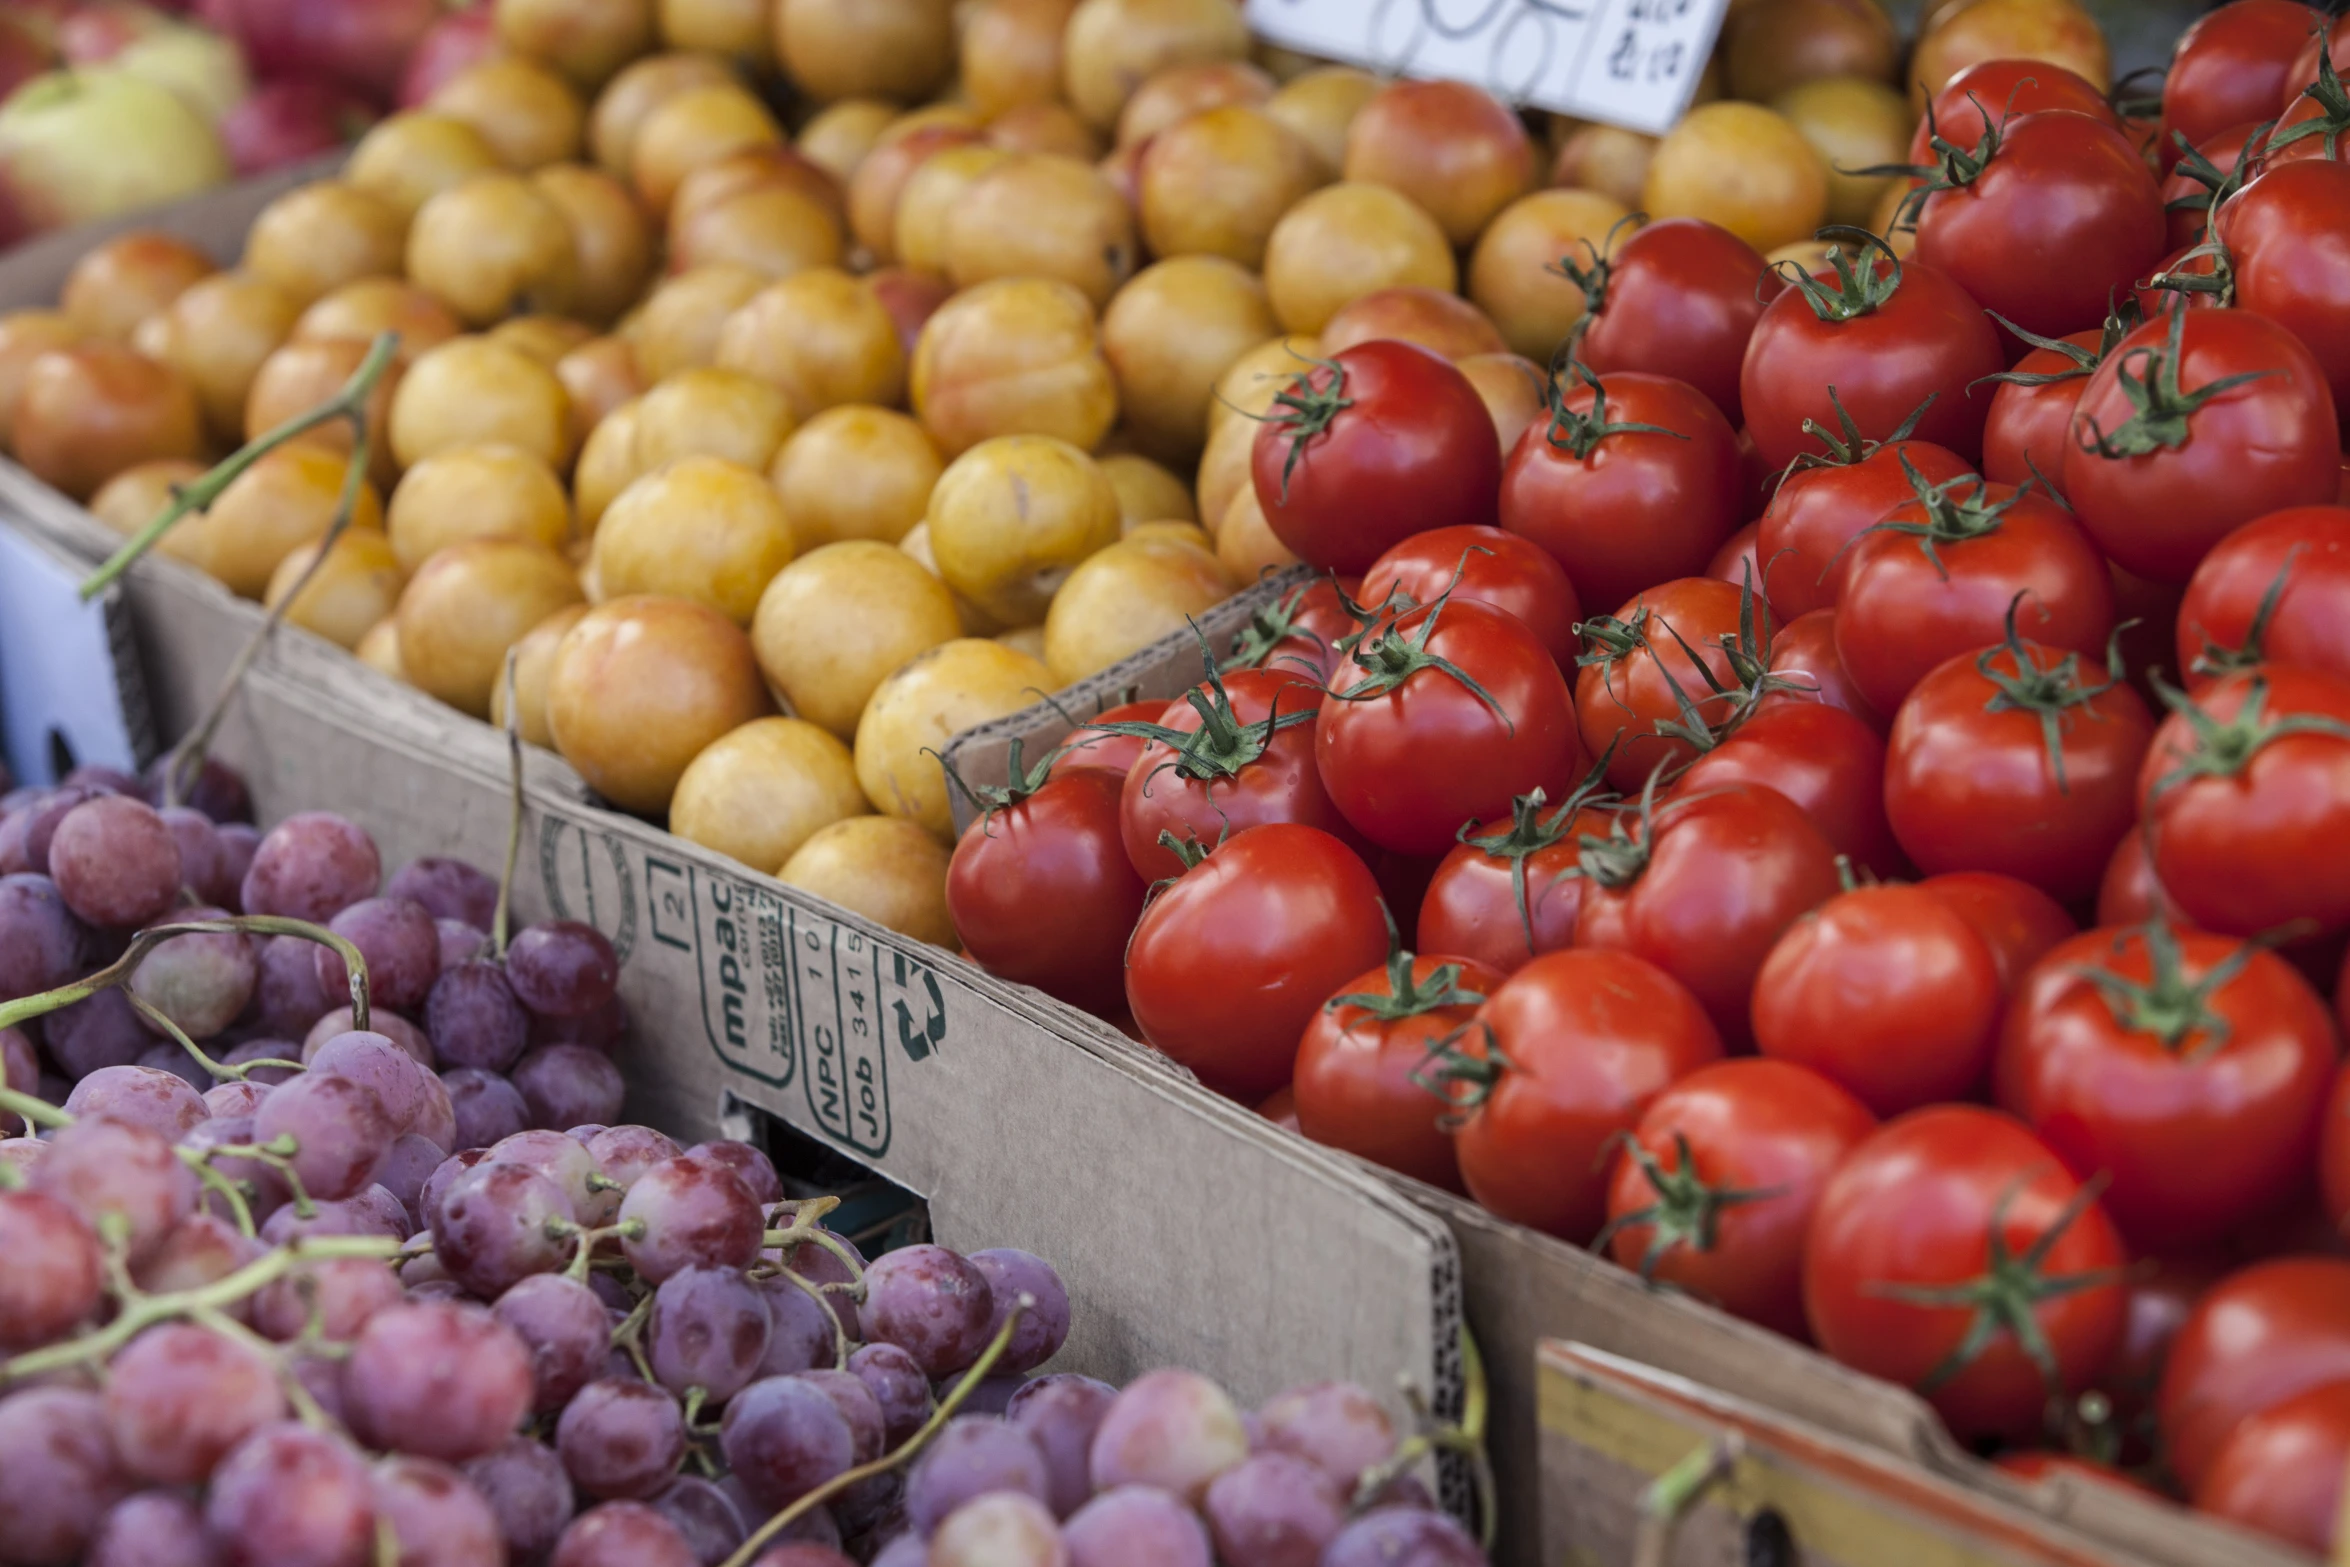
[395,6,499,110]
[221,79,370,175]
[219,0,440,108]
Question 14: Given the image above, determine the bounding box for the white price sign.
[1247,0,1731,136]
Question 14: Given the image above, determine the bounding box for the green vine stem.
[0,1234,401,1386]
[1351,1327,1497,1550]
[0,915,369,1035]
[1632,1433,1746,1567]
[81,331,399,603]
[126,991,299,1084]
[716,1297,1034,1567]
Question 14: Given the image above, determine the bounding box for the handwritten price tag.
[1247,0,1731,136]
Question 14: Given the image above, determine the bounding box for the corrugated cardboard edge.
[925,601,2276,1567]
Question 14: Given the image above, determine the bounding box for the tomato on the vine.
[1599,1059,1876,1339]
[1918,871,2079,993]
[1293,945,1501,1194]
[1740,231,2005,472]
[1049,699,1169,782]
[1754,393,1973,620]
[1574,576,1762,792]
[1760,608,1882,731]
[2096,831,2193,928]
[2158,1256,2350,1492]
[1752,885,2006,1116]
[1123,822,1389,1101]
[1318,596,1579,857]
[1979,304,2142,493]
[1573,780,1844,1047]
[2064,307,2341,584]
[1899,110,2166,341]
[1804,1105,2130,1442]
[1359,524,1581,669]
[1498,365,1743,616]
[2177,505,2350,689]
[1671,700,1903,878]
[2216,158,2350,425]
[1556,216,1781,427]
[947,758,1148,1016]
[2260,46,2350,168]
[1436,947,1723,1241]
[2162,1,2320,166]
[1997,922,2339,1251]
[2137,663,2350,935]
[2195,1380,2350,1556]
[1884,603,2154,903]
[1836,469,2118,719]
[1910,58,2122,166]
[1416,768,1619,976]
[1106,663,1350,882]
[2163,121,2270,249]
[1251,340,1502,573]
[2319,1057,2350,1232]
[1223,576,1364,686]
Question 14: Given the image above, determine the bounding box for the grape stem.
[197,1136,316,1218]
[0,1090,295,1234]
[79,331,399,601]
[1351,1327,1497,1549]
[716,1295,1035,1567]
[184,1154,257,1237]
[559,1218,644,1283]
[125,990,297,1084]
[609,1293,656,1384]
[0,1085,70,1129]
[0,1234,400,1385]
[188,1302,340,1431]
[0,915,370,1035]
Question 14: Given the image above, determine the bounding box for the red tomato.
[1498,367,1743,615]
[1442,947,1723,1240]
[2321,1058,2350,1232]
[2263,45,2350,168]
[1293,948,1502,1194]
[1225,577,1364,686]
[2163,2,2322,167]
[2099,1252,2229,1459]
[947,768,1149,1016]
[1600,1059,1876,1338]
[2157,1256,2350,1491]
[1707,522,1760,589]
[1992,1452,2159,1495]
[1740,236,2006,472]
[2177,505,2350,690]
[1759,608,1883,731]
[2133,241,2230,320]
[1979,307,2139,493]
[1049,699,1170,781]
[2161,120,2269,249]
[1123,823,1389,1100]
[1251,340,1502,573]
[1884,615,2155,904]
[2281,16,2350,107]
[1996,923,2340,1252]
[1905,111,2166,341]
[1256,1085,1298,1132]
[2137,664,2350,936]
[1562,216,1781,427]
[1804,1106,2130,1442]
[2218,159,2350,428]
[1752,885,2005,1116]
[1754,398,1974,620]
[2196,1379,2350,1554]
[1917,872,2079,994]
[1910,58,2122,165]
[2096,830,2194,928]
[1359,524,1581,669]
[1574,781,1844,1047]
[1671,701,1903,879]
[2064,308,2342,584]
[1416,779,1619,976]
[1111,667,1348,881]
[1837,474,2118,719]
[1318,598,1579,857]
[1573,577,1759,792]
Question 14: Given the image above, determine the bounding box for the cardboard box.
[940,607,2298,1567]
[1534,1341,2298,1567]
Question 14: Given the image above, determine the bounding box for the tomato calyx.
[1227,577,1364,676]
[1975,593,2132,795]
[1779,387,1937,479]
[1330,570,1512,726]
[1156,827,1210,871]
[1869,94,2013,230]
[936,735,1063,828]
[1866,1173,2127,1397]
[2187,548,2299,682]
[1568,765,1674,891]
[1848,452,2024,582]
[1548,212,1644,336]
[1409,1021,1507,1118]
[2143,668,2350,799]
[1261,355,1357,504]
[1576,569,1800,764]
[2164,123,2269,245]
[1088,633,1320,789]
[2077,303,2274,460]
[2266,45,2350,162]
[1540,359,1689,461]
[1770,227,1906,323]
[2068,919,2258,1059]
[1327,914,1487,1028]
[1455,750,1622,949]
[1977,298,2143,391]
[1590,1130,1785,1282]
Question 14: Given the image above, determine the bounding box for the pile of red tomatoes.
[943,5,2350,1555]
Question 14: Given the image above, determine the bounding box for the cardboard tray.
[939,607,2306,1567]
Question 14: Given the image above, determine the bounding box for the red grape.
[252,1255,404,1343]
[345,1300,534,1463]
[374,1132,446,1215]
[157,806,223,902]
[255,935,335,1038]
[646,1264,773,1402]
[617,1157,763,1284]
[1006,1374,1116,1518]
[551,1501,699,1567]
[496,1273,614,1414]
[48,797,180,929]
[0,1387,129,1565]
[104,1324,286,1485]
[1065,1485,1211,1567]
[305,1008,433,1066]
[433,1160,577,1296]
[8,787,102,876]
[506,922,619,1019]
[436,919,489,970]
[970,1249,1070,1375]
[149,757,252,825]
[44,988,146,1080]
[0,874,89,1001]
[462,1438,577,1562]
[426,962,529,1073]
[556,1379,689,1500]
[757,1275,837,1380]
[782,1231,863,1344]
[718,1376,856,1511]
[418,1147,491,1231]
[371,1454,503,1567]
[32,1113,194,1263]
[514,1045,628,1132]
[314,897,441,1012]
[849,1343,933,1447]
[252,1071,395,1202]
[861,1246,993,1378]
[585,1125,684,1192]
[0,1189,102,1349]
[213,824,261,908]
[127,907,257,1041]
[930,1492,1064,1565]
[239,813,381,925]
[795,1368,884,1462]
[308,1032,432,1136]
[1321,1509,1485,1567]
[86,1491,222,1567]
[905,1416,1052,1534]
[202,1079,271,1118]
[1256,1382,1396,1486]
[182,1115,293,1226]
[1086,1370,1248,1504]
[131,1211,264,1300]
[387,858,499,931]
[649,1474,747,1565]
[1205,1451,1346,1567]
[62,1064,207,1138]
[491,1128,609,1221]
[682,1141,782,1206]
[203,1422,375,1567]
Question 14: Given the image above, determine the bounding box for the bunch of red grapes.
[0,760,1484,1567]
